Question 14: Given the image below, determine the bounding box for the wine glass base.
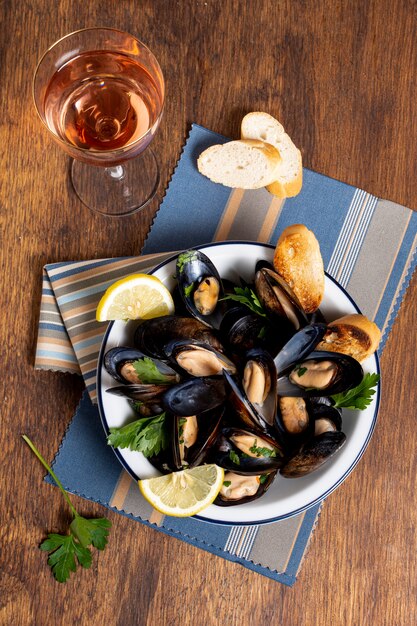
[71,149,160,216]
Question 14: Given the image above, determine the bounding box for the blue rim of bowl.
[97,241,381,526]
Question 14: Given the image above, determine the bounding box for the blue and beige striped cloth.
[36,124,417,586]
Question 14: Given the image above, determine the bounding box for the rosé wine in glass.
[33,28,165,215]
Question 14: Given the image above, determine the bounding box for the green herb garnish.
[183,283,194,298]
[22,436,111,583]
[177,251,198,274]
[295,366,307,377]
[222,286,267,318]
[178,417,187,443]
[229,450,240,465]
[331,373,380,410]
[257,325,267,340]
[107,413,169,457]
[129,400,143,413]
[259,474,269,484]
[133,357,172,384]
[249,440,277,458]
[223,480,232,487]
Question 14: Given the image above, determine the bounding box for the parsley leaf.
[70,516,111,550]
[177,250,198,274]
[257,326,267,339]
[259,474,269,484]
[221,286,267,318]
[23,436,111,584]
[183,282,194,298]
[132,357,172,384]
[331,373,380,410]
[229,450,240,465]
[107,413,169,457]
[223,480,232,487]
[249,440,277,458]
[40,534,88,583]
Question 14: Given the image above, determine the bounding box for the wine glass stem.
[106,165,125,181]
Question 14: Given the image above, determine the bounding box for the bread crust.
[316,314,381,362]
[273,224,324,313]
[266,163,303,198]
[241,112,303,198]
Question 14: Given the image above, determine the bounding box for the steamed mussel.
[104,244,371,508]
[175,250,224,328]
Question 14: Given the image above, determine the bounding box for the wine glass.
[33,28,165,216]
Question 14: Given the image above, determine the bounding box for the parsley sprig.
[22,435,111,583]
[132,357,173,384]
[331,373,380,410]
[107,413,169,457]
[222,286,267,318]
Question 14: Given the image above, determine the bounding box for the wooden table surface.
[2,1,416,624]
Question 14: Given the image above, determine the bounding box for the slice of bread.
[241,112,302,197]
[273,224,324,313]
[197,139,282,189]
[316,314,381,362]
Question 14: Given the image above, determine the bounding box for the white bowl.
[97,242,380,525]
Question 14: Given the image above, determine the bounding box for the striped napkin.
[36,124,417,586]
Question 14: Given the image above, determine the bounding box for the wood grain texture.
[1,1,416,624]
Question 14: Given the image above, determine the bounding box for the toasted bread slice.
[197,139,282,189]
[273,224,324,313]
[316,314,381,362]
[241,112,302,197]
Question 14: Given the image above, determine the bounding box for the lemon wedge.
[96,274,174,321]
[138,465,224,517]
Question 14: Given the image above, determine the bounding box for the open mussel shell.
[171,406,224,470]
[162,377,227,416]
[275,396,315,452]
[214,470,277,507]
[214,426,285,475]
[134,315,224,361]
[277,350,363,397]
[106,383,171,402]
[310,402,342,434]
[224,349,277,434]
[176,250,224,328]
[280,431,346,478]
[104,347,179,385]
[274,323,327,375]
[255,267,308,332]
[164,340,237,378]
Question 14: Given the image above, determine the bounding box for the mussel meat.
[224,349,277,434]
[134,315,224,361]
[214,426,285,475]
[165,340,237,377]
[255,267,308,331]
[104,347,179,385]
[277,350,363,397]
[171,407,224,470]
[215,471,276,506]
[176,250,224,328]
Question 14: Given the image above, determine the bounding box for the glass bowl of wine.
[33,28,165,216]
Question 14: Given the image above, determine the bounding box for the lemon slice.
[96,274,174,321]
[138,465,224,517]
